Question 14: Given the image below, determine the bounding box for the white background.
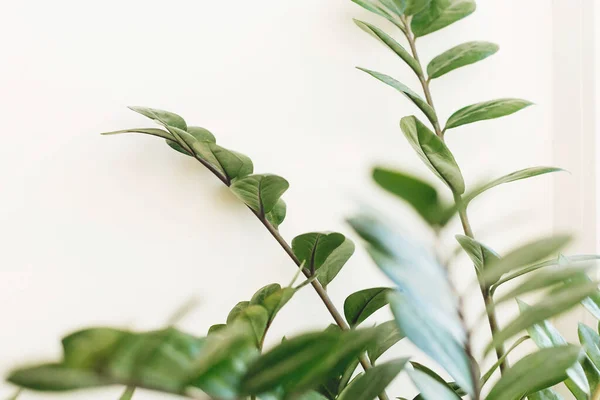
[0,0,573,398]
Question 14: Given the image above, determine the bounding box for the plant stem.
[400,15,507,383]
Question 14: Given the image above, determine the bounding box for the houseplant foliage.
[5,1,600,400]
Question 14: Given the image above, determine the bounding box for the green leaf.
[464,167,565,204]
[354,20,422,76]
[445,98,533,130]
[480,336,530,385]
[230,174,290,216]
[166,126,216,156]
[240,329,376,396]
[260,287,296,323]
[211,146,254,181]
[404,0,431,15]
[234,305,269,346]
[389,291,473,396]
[368,321,405,363]
[227,301,250,324]
[411,0,476,37]
[167,126,226,174]
[208,324,227,335]
[427,41,498,79]
[337,358,409,400]
[372,167,444,226]
[344,287,392,328]
[351,0,407,32]
[519,300,591,399]
[265,199,287,230]
[358,69,438,126]
[578,323,600,371]
[292,232,355,287]
[128,106,187,131]
[485,282,599,354]
[528,388,564,400]
[482,235,572,286]
[120,387,135,400]
[408,366,461,400]
[485,346,582,400]
[8,364,112,391]
[410,362,465,398]
[251,284,282,306]
[400,116,465,194]
[455,235,500,275]
[101,128,174,140]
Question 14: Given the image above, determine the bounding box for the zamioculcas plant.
[5,1,600,400]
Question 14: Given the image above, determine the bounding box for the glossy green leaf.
[128,106,187,131]
[358,69,438,126]
[464,167,565,204]
[408,366,461,400]
[400,116,465,194]
[230,174,290,216]
[266,199,287,229]
[344,287,392,328]
[482,235,572,286]
[119,387,135,400]
[445,98,533,130]
[428,41,498,79]
[389,291,473,396]
[373,167,444,225]
[240,329,376,395]
[455,235,500,274]
[528,388,564,400]
[337,358,409,400]
[485,346,582,400]
[368,320,405,363]
[411,0,476,37]
[578,324,600,371]
[354,20,422,76]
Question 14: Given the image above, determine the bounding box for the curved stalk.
[400,14,508,383]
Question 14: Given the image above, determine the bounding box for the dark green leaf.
[230,174,289,215]
[344,287,392,328]
[128,106,187,131]
[354,20,422,76]
[445,98,533,130]
[400,116,465,194]
[166,126,216,156]
[427,41,498,79]
[211,146,254,181]
[358,69,438,126]
[485,346,582,400]
[337,358,409,400]
[408,366,461,400]
[455,235,500,275]
[368,321,405,363]
[411,0,476,37]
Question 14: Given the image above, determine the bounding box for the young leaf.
[337,358,409,400]
[445,98,533,130]
[408,366,461,400]
[427,41,499,79]
[230,174,289,216]
[358,68,438,126]
[372,167,444,226]
[411,0,476,37]
[400,116,465,194]
[344,287,392,328]
[128,106,187,131]
[368,320,405,363]
[354,20,422,76]
[455,235,500,274]
[463,167,565,204]
[578,323,600,372]
[485,346,583,400]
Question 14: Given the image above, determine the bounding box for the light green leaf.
[455,235,500,275]
[211,146,254,181]
[240,329,376,396]
[128,106,187,131]
[480,336,530,386]
[411,362,466,398]
[445,98,533,130]
[227,301,250,324]
[230,174,290,216]
[408,366,461,400]
[411,0,476,37]
[485,346,582,400]
[208,324,227,335]
[400,116,465,194]
[265,199,287,230]
[482,235,572,286]
[578,323,600,371]
[351,0,407,32]
[428,41,498,79]
[528,388,564,400]
[234,305,269,346]
[120,387,135,400]
[368,321,405,363]
[464,167,565,204]
[337,358,409,400]
[344,287,392,328]
[101,128,174,140]
[373,167,443,226]
[358,69,438,126]
[404,0,431,15]
[8,364,112,391]
[250,284,282,306]
[354,20,422,76]
[261,287,296,323]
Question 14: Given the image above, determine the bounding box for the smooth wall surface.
[1,1,555,398]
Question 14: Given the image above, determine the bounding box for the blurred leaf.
[368,320,405,363]
[240,329,376,396]
[485,346,582,400]
[408,366,461,400]
[400,116,465,194]
[528,388,564,400]
[8,364,111,392]
[354,20,422,76]
[231,174,289,216]
[411,362,466,398]
[337,358,409,400]
[358,69,438,126]
[427,41,498,79]
[445,98,533,130]
[389,291,473,396]
[266,199,287,230]
[344,287,392,328]
[480,336,530,386]
[208,324,227,335]
[578,324,600,372]
[411,0,476,37]
[464,167,564,204]
[482,235,572,286]
[128,106,187,130]
[373,167,445,225]
[119,387,135,400]
[455,235,500,275]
